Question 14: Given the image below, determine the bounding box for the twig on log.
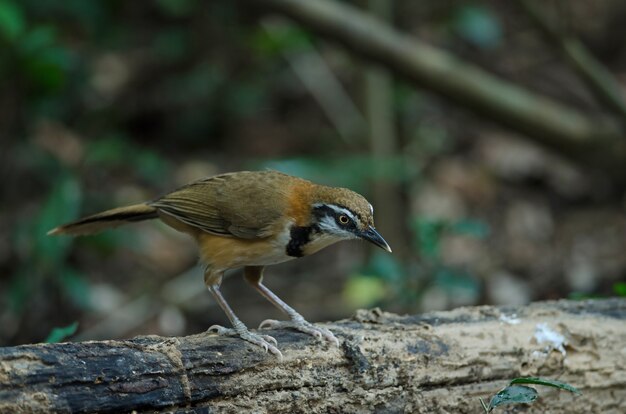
[1,299,625,413]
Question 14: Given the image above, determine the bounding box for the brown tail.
[48,203,159,236]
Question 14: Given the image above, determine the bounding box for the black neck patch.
[286,225,318,257]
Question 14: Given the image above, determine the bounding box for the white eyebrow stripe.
[369,203,374,215]
[330,205,358,222]
[313,203,358,222]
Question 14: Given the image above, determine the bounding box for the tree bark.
[242,0,626,180]
[1,299,624,413]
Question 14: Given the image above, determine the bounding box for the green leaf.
[433,268,480,304]
[24,0,107,34]
[84,135,131,165]
[224,78,267,118]
[18,25,56,55]
[412,218,445,259]
[613,282,626,297]
[59,269,91,309]
[155,0,198,17]
[365,251,404,282]
[152,29,187,62]
[34,174,81,267]
[488,385,538,410]
[44,321,79,343]
[343,275,387,308]
[134,150,170,184]
[249,25,313,56]
[6,270,30,313]
[569,291,601,301]
[479,397,489,413]
[0,0,24,42]
[509,377,581,395]
[453,5,502,50]
[84,135,170,183]
[450,219,490,238]
[24,50,69,92]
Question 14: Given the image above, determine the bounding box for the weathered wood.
[1,299,625,413]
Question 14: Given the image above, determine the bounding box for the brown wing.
[149,171,295,239]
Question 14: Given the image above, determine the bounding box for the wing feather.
[149,171,293,239]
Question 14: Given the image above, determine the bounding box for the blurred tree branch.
[244,0,626,181]
[517,0,626,122]
[261,18,367,145]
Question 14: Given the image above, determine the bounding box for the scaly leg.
[205,271,282,358]
[244,266,339,345]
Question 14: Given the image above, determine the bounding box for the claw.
[259,319,280,330]
[208,325,230,335]
[259,319,339,346]
[207,324,283,360]
[261,334,278,347]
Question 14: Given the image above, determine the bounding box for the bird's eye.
[338,215,350,225]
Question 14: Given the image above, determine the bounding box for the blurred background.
[1,0,626,346]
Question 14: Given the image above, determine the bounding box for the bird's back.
[150,170,311,239]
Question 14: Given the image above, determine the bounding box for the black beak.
[360,226,392,253]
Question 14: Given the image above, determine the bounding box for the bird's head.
[310,186,392,253]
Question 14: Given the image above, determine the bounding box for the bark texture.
[1,299,625,413]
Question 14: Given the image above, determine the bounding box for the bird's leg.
[205,271,282,358]
[244,266,339,345]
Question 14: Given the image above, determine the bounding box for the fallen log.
[1,299,625,413]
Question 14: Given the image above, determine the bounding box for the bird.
[48,170,391,358]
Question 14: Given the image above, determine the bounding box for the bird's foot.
[259,318,339,346]
[208,324,283,359]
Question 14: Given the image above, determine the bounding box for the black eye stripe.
[313,205,337,220]
[313,204,361,227]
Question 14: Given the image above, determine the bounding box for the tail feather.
[48,204,159,236]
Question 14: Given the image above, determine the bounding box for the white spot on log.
[499,313,521,325]
[534,323,566,355]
